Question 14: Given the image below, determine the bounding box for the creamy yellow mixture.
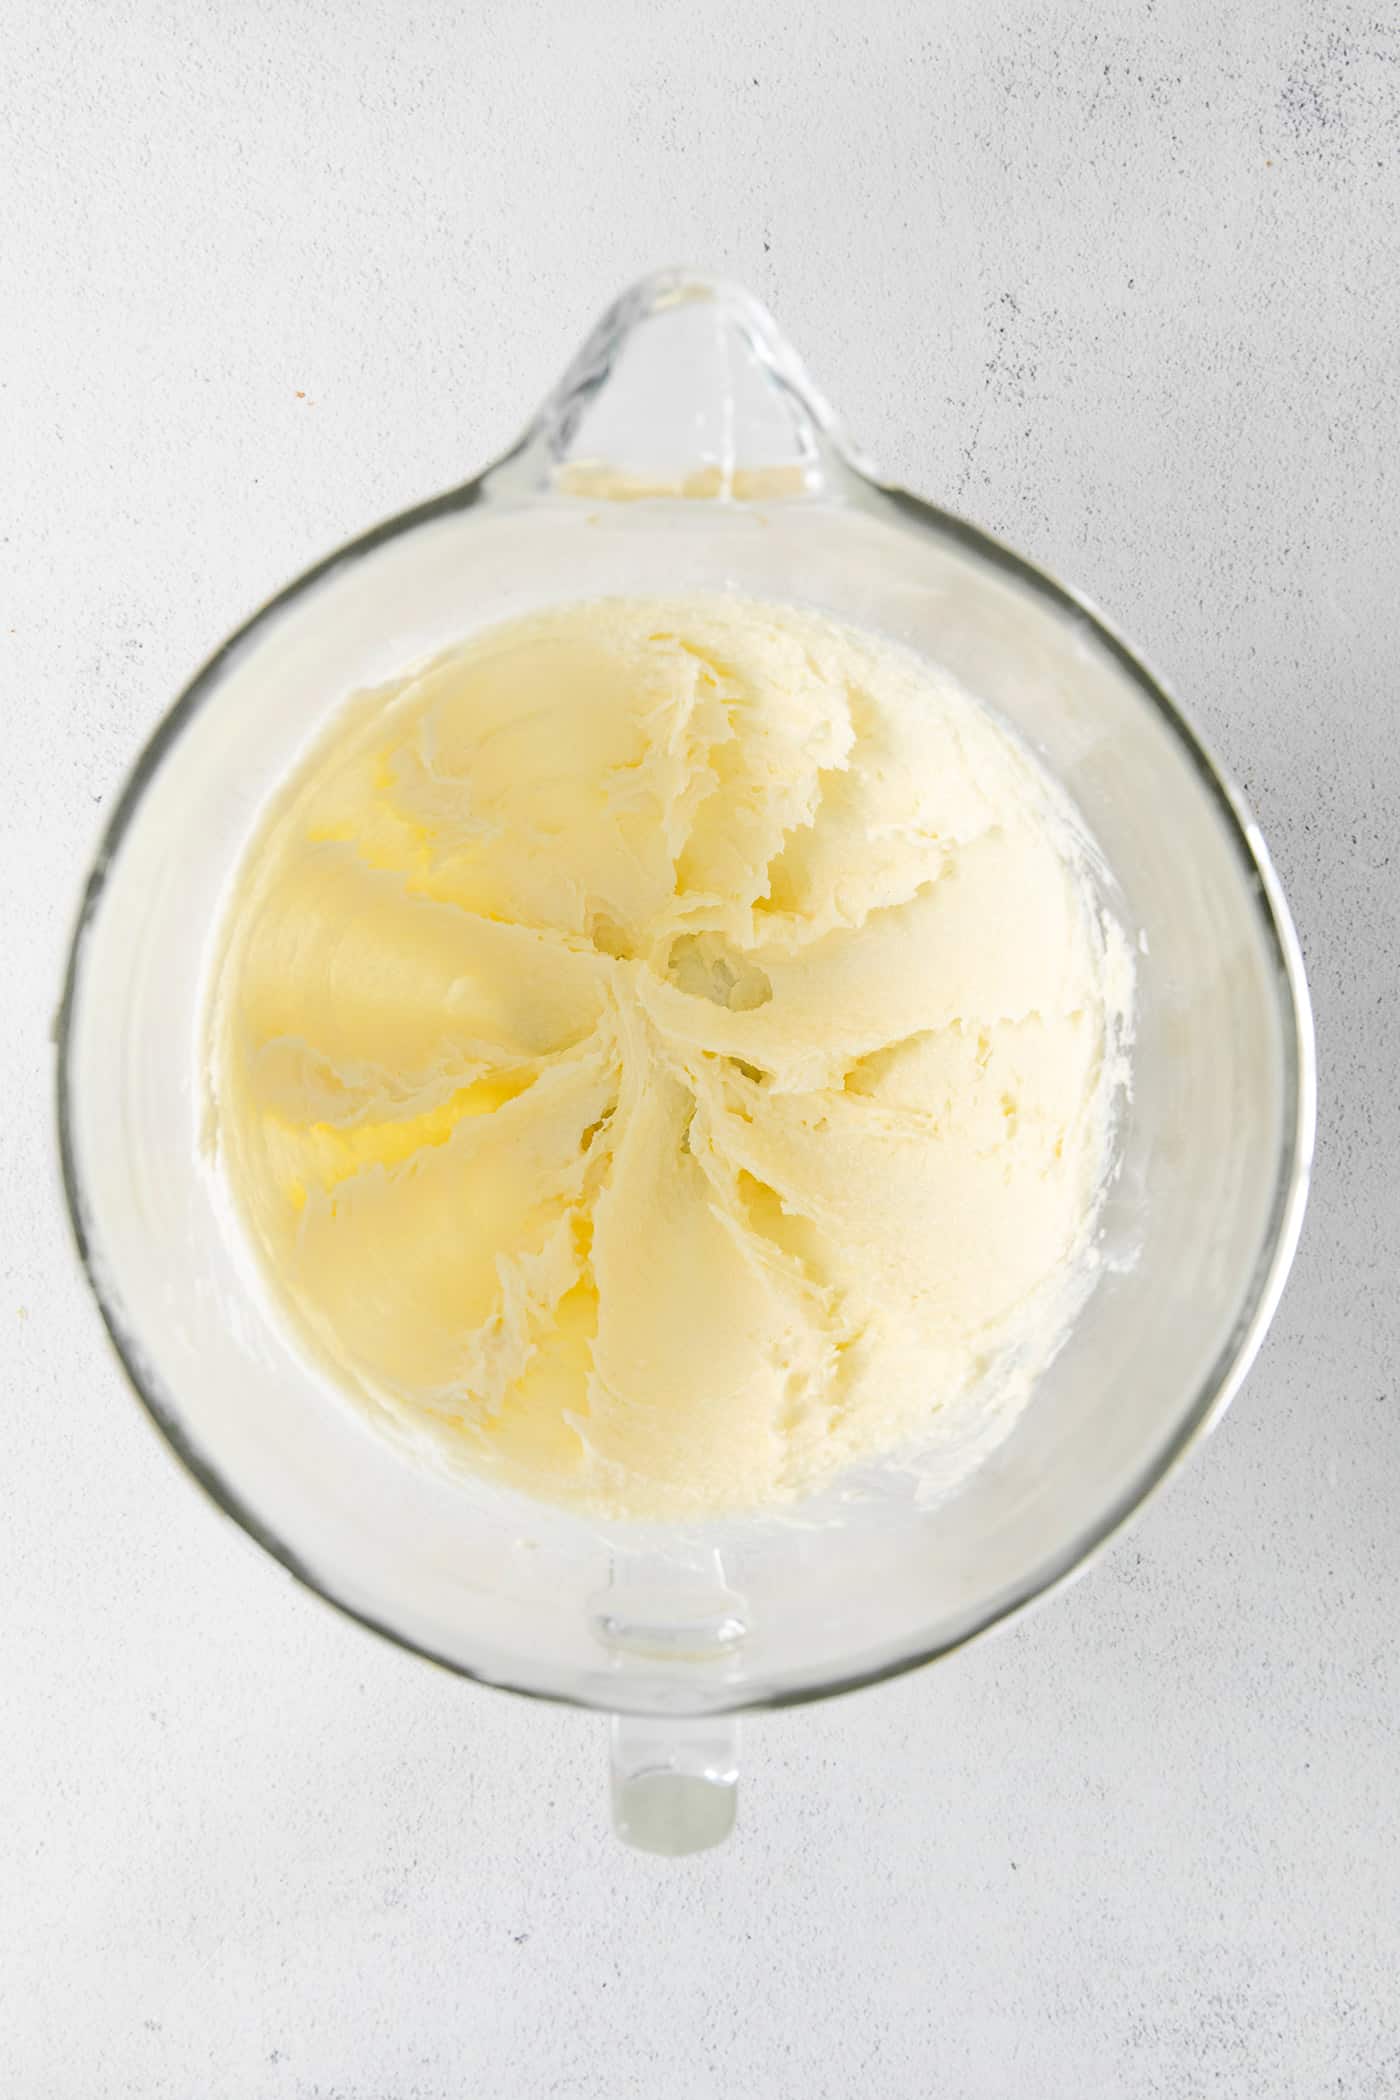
[210,597,1127,1519]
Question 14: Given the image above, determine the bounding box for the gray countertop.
[4,3,1397,2094]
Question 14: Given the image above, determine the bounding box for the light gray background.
[4,3,1397,2095]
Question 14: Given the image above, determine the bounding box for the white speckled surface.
[4,3,1398,2094]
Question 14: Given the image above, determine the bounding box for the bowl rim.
[54,466,1316,1718]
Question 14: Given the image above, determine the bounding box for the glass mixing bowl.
[57,273,1314,1852]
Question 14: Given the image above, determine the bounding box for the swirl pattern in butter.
[211,598,1128,1518]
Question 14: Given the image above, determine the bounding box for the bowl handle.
[609,1712,739,1855]
[484,269,865,506]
